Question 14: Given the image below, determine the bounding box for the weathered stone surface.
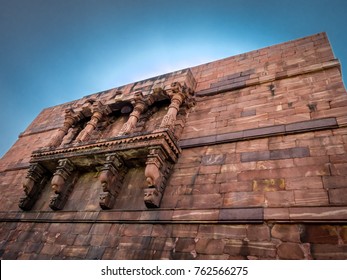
[224,192,265,207]
[285,118,337,132]
[172,209,219,221]
[151,224,172,237]
[302,225,339,244]
[174,238,196,253]
[323,176,347,188]
[172,224,199,238]
[120,224,153,237]
[197,225,247,239]
[219,208,263,222]
[264,208,290,220]
[195,239,225,254]
[311,244,347,259]
[241,151,270,162]
[117,236,151,250]
[265,191,294,207]
[61,246,89,258]
[340,226,347,243]
[196,254,230,260]
[277,243,305,259]
[86,246,106,260]
[201,154,226,165]
[270,147,310,160]
[252,178,285,192]
[224,240,277,258]
[241,147,310,162]
[294,189,329,206]
[329,188,347,204]
[247,225,270,241]
[148,237,175,251]
[289,207,347,221]
[176,194,222,208]
[271,224,302,242]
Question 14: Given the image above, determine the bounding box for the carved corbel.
[144,147,173,208]
[19,163,50,210]
[49,159,77,210]
[118,91,147,136]
[75,101,111,142]
[49,109,81,148]
[98,154,127,209]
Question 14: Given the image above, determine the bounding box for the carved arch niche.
[18,81,195,211]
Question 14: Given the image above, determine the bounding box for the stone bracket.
[19,163,50,211]
[49,159,77,210]
[144,146,174,208]
[98,153,127,209]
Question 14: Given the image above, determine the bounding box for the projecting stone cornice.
[31,129,181,168]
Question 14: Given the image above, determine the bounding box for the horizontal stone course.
[180,118,337,149]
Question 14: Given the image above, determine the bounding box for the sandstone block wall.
[1,32,346,259]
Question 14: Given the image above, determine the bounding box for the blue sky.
[1,0,347,158]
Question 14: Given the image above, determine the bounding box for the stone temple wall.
[1,32,347,259]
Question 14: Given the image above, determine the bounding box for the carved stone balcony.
[19,77,195,211]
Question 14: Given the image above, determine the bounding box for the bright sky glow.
[1,0,347,157]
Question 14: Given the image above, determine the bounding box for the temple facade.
[0,32,346,259]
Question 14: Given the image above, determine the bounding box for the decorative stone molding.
[99,154,127,209]
[49,159,77,210]
[31,130,181,162]
[18,163,50,210]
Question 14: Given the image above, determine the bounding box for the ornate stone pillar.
[118,91,146,136]
[19,163,49,210]
[144,147,172,208]
[159,82,186,130]
[49,159,77,210]
[75,101,110,143]
[49,109,79,148]
[98,154,127,209]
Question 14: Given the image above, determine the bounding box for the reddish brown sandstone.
[1,32,347,259]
